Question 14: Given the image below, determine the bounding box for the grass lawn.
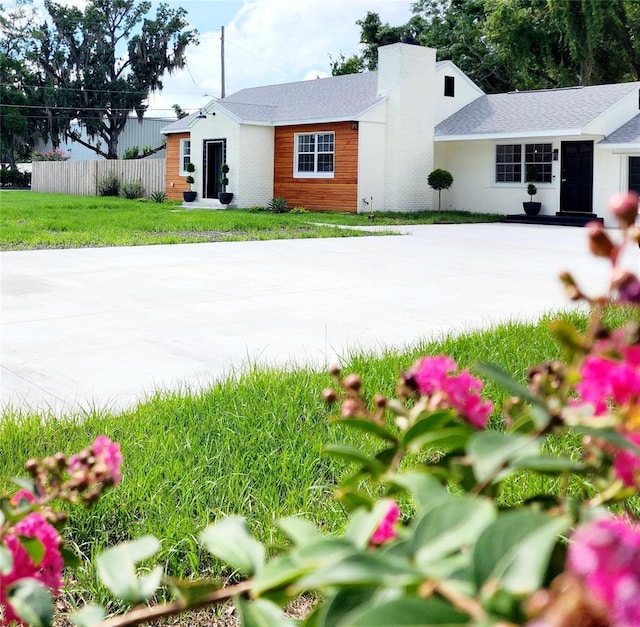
[1,308,638,612]
[0,191,504,250]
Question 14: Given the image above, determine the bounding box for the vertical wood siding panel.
[274,122,358,212]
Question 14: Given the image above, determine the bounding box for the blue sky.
[21,0,414,117]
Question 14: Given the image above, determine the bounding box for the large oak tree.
[28,0,198,159]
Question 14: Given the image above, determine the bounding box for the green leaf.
[293,552,421,593]
[412,497,496,566]
[277,517,322,546]
[387,471,450,512]
[403,426,471,454]
[511,456,587,474]
[0,545,13,575]
[342,596,469,626]
[473,510,570,594]
[577,427,640,455]
[467,431,541,483]
[345,500,400,549]
[96,535,162,603]
[17,535,45,566]
[199,517,265,577]
[236,596,298,627]
[165,577,221,607]
[308,588,376,627]
[10,477,37,495]
[322,444,387,474]
[401,409,458,448]
[331,417,398,443]
[60,544,82,569]
[475,362,550,428]
[252,554,314,597]
[70,605,106,626]
[8,578,53,627]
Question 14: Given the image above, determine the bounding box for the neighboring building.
[34,117,170,161]
[163,43,640,226]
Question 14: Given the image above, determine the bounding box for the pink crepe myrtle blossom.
[69,435,123,485]
[567,516,640,626]
[370,501,401,546]
[0,514,63,625]
[613,432,640,488]
[410,355,493,428]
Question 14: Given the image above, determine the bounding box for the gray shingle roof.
[161,110,202,134]
[601,113,640,145]
[435,82,640,137]
[219,71,383,123]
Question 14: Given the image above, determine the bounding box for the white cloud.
[148,0,413,117]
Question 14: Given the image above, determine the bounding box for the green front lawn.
[0,192,503,250]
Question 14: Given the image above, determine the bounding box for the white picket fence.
[32,160,166,196]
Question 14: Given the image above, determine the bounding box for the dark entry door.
[560,141,593,213]
[630,157,640,195]
[204,140,224,199]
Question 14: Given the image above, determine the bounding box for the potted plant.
[523,183,541,216]
[183,162,197,202]
[218,163,233,205]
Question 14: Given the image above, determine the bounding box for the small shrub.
[0,168,31,188]
[267,197,289,213]
[290,206,308,214]
[149,190,167,204]
[123,146,140,159]
[31,149,69,161]
[97,173,121,197]
[121,180,144,199]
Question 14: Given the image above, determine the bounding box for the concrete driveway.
[1,223,634,415]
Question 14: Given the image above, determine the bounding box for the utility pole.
[221,25,226,99]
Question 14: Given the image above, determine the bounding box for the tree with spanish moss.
[26,0,198,159]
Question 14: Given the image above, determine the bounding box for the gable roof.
[435,82,640,140]
[161,110,203,134]
[219,71,383,125]
[600,113,640,147]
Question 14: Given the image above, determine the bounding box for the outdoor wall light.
[197,110,207,119]
[553,148,559,160]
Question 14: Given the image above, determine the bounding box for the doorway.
[560,141,593,213]
[630,156,640,195]
[204,140,225,199]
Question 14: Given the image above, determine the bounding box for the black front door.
[630,157,640,195]
[204,140,225,199]
[560,141,593,213]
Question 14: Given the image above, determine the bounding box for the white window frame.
[179,139,191,176]
[293,132,335,178]
[495,142,553,184]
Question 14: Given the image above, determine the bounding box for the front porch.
[181,198,236,210]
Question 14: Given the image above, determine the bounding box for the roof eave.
[434,128,584,141]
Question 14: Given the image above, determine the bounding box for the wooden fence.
[32,160,166,196]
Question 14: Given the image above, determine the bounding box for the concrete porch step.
[181,198,236,210]
[504,212,604,227]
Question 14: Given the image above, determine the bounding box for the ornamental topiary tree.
[428,168,454,211]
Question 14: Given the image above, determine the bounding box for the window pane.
[298,154,315,172]
[317,134,334,152]
[298,134,314,153]
[496,144,521,182]
[525,143,552,182]
[317,153,334,172]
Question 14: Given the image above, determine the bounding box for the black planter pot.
[522,201,541,216]
[183,190,197,202]
[218,192,234,205]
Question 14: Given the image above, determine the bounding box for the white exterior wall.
[357,102,387,213]
[378,44,436,212]
[434,62,484,124]
[237,124,274,207]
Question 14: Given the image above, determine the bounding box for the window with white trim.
[495,143,552,183]
[294,132,334,177]
[179,139,191,175]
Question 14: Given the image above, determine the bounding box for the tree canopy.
[8,0,198,160]
[331,0,640,93]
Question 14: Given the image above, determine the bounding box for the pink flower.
[567,516,640,626]
[370,501,401,545]
[411,355,493,428]
[9,490,37,507]
[92,435,123,484]
[613,432,640,487]
[0,514,63,625]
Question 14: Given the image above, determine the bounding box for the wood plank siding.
[165,133,190,199]
[274,122,358,212]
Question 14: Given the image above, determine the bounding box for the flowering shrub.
[31,150,69,162]
[1,194,639,626]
